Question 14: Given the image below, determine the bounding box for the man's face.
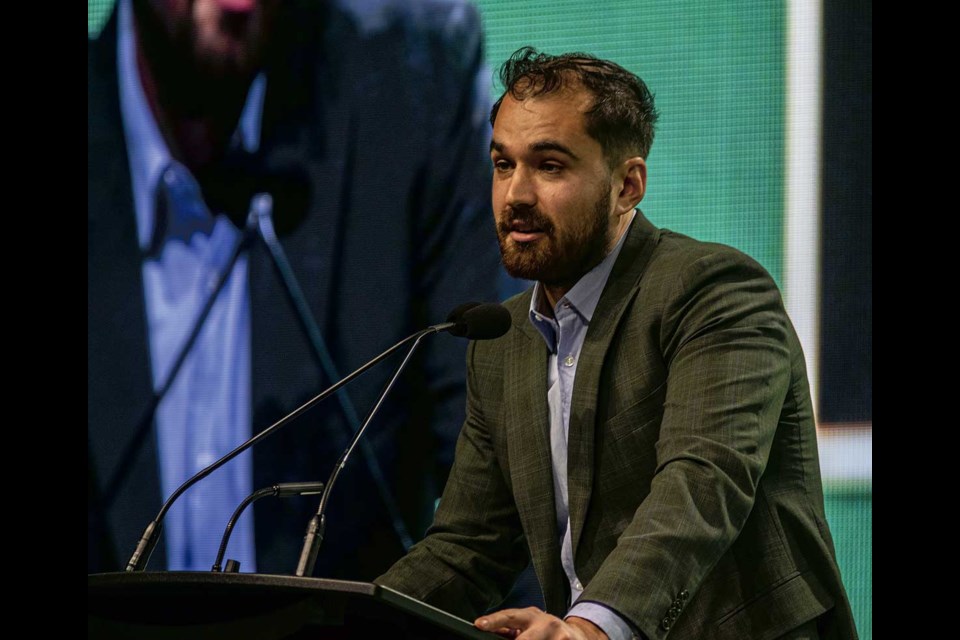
[140,0,278,79]
[490,87,621,290]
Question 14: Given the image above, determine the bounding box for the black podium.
[88,572,497,639]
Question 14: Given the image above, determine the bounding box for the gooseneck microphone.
[294,303,511,577]
[124,302,511,572]
[251,194,415,552]
[212,481,325,573]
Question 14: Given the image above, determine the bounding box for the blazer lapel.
[503,301,568,614]
[567,212,661,560]
[88,15,166,569]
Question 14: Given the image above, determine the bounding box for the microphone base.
[294,514,325,578]
[125,520,161,572]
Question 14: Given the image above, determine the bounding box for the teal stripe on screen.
[88,0,113,37]
[824,483,872,640]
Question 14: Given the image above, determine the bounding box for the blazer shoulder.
[648,229,779,291]
[334,0,481,61]
[301,0,486,127]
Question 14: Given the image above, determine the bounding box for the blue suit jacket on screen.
[88,0,503,579]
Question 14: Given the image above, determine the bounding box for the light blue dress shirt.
[527,211,637,640]
[117,0,267,572]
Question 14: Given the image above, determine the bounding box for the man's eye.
[541,163,562,173]
[493,160,512,171]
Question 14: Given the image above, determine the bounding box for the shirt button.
[574,580,582,590]
[563,356,575,367]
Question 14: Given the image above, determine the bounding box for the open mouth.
[507,220,548,243]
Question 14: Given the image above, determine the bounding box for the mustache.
[497,206,555,236]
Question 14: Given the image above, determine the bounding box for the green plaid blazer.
[379,211,858,640]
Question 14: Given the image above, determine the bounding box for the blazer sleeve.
[577,246,794,637]
[376,339,530,620]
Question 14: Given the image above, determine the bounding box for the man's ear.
[614,157,646,214]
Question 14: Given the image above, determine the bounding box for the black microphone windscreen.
[446,301,482,324]
[257,166,311,236]
[195,151,311,236]
[455,303,512,340]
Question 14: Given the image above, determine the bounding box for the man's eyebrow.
[531,140,579,160]
[490,139,580,161]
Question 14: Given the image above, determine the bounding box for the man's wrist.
[565,615,609,640]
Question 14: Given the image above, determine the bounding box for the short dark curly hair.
[490,47,659,165]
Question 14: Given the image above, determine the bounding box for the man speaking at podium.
[378,48,858,640]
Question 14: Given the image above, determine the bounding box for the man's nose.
[505,167,537,208]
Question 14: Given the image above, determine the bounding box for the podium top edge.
[88,571,378,595]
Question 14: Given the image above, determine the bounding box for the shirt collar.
[117,0,268,252]
[528,209,637,335]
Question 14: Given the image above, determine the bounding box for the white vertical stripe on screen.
[785,0,822,421]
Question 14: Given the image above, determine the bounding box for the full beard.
[497,191,612,290]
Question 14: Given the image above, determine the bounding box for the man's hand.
[475,607,609,639]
